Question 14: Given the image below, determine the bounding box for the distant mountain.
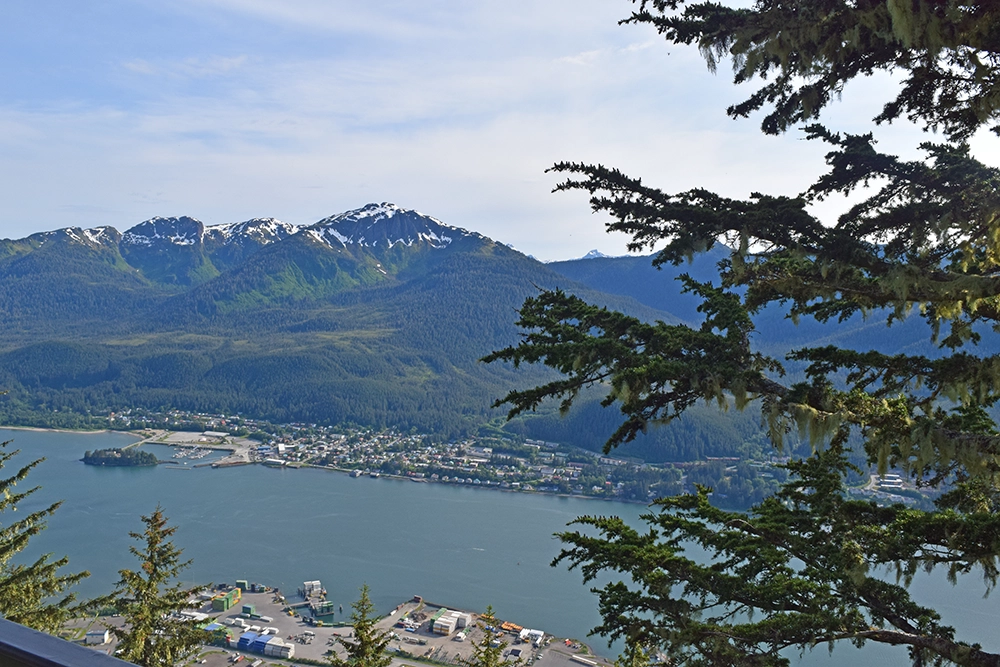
[205,218,302,272]
[547,246,728,324]
[308,202,481,251]
[0,205,955,462]
[0,203,682,443]
[547,247,943,356]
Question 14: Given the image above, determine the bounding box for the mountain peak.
[581,249,611,260]
[205,217,301,246]
[122,216,205,247]
[309,203,479,250]
[345,202,405,221]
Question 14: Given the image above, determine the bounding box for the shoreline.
[0,424,649,507]
[0,425,118,435]
[289,463,650,506]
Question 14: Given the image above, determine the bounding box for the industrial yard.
[71,582,613,667]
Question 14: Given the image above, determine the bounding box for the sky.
[2,1,999,261]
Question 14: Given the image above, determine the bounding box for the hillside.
[0,205,957,463]
[547,248,946,356]
[0,204,680,440]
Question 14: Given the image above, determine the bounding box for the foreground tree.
[329,584,393,667]
[110,506,208,667]
[486,1,1000,665]
[0,437,88,633]
[459,606,519,667]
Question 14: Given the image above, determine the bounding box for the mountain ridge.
[0,203,942,462]
[0,202,690,450]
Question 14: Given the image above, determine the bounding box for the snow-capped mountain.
[6,203,496,288]
[307,203,480,250]
[204,218,301,246]
[0,201,700,447]
[28,226,122,250]
[121,216,205,248]
[120,216,300,250]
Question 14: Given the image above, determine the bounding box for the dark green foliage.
[83,448,158,467]
[459,607,518,667]
[329,584,392,667]
[120,217,219,286]
[111,507,209,667]
[486,2,1000,665]
[547,247,728,324]
[0,224,675,441]
[484,282,783,451]
[0,438,89,633]
[555,445,1000,667]
[628,1,1000,140]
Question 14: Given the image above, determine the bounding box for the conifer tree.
[0,437,88,634]
[486,1,1000,665]
[329,584,393,667]
[459,607,519,667]
[110,506,208,667]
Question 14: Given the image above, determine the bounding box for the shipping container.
[251,636,273,654]
[236,631,258,651]
[263,640,287,657]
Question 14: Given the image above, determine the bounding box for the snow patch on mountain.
[351,202,401,221]
[302,228,346,248]
[205,218,301,245]
[310,202,477,249]
[122,216,205,247]
[32,226,120,249]
[82,227,117,246]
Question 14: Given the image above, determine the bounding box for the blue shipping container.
[251,635,273,653]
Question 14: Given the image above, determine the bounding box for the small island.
[83,448,158,467]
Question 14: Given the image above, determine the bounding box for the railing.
[0,618,136,667]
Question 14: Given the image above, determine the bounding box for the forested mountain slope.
[0,204,954,461]
[0,204,678,439]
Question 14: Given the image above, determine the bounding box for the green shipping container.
[212,597,232,611]
[243,604,256,616]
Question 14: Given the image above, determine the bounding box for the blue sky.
[3,1,999,261]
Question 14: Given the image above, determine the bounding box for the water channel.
[6,428,997,665]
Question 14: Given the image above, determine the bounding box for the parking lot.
[70,589,614,667]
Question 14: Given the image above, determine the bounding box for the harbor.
[16,427,994,667]
[72,582,613,667]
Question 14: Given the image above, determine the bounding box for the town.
[101,408,929,510]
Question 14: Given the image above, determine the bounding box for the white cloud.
[123,60,157,76]
[3,0,988,262]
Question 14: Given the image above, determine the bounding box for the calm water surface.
[6,429,997,664]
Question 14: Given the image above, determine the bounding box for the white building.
[85,628,110,645]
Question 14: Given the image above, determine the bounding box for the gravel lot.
[70,589,614,667]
